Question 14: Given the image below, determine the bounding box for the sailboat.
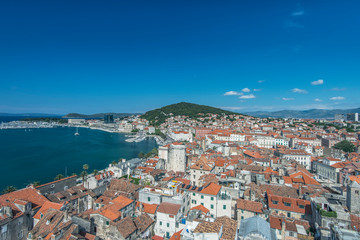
[74,127,80,136]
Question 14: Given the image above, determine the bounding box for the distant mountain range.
[245,107,360,119]
[141,102,241,125]
[62,112,141,119]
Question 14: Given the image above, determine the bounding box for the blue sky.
[0,0,359,114]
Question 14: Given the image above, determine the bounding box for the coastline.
[0,126,158,191]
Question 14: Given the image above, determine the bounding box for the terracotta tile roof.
[143,203,159,214]
[157,202,181,215]
[236,199,263,213]
[134,213,154,233]
[200,183,222,196]
[268,194,311,215]
[190,158,214,171]
[0,187,47,218]
[193,221,222,234]
[112,195,134,208]
[169,229,182,240]
[191,204,210,214]
[116,216,137,239]
[33,201,63,220]
[215,216,238,240]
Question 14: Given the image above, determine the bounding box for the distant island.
[141,102,243,125]
[245,107,360,119]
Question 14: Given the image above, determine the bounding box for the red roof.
[191,204,210,214]
[33,201,63,220]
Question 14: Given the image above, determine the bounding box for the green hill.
[141,102,240,125]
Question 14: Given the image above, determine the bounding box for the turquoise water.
[0,127,157,191]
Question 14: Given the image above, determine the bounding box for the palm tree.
[83,164,89,172]
[80,171,87,183]
[54,174,64,181]
[111,160,117,166]
[2,186,17,194]
[93,169,99,175]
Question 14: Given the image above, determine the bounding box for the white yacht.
[74,127,80,136]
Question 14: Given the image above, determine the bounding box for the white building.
[187,183,232,218]
[154,202,182,238]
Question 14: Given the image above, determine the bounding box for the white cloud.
[330,96,345,100]
[311,79,324,85]
[224,91,243,96]
[253,89,261,92]
[292,10,304,16]
[258,80,265,83]
[239,94,256,99]
[242,88,251,92]
[292,88,308,94]
[332,88,346,91]
[314,98,322,102]
[282,97,294,101]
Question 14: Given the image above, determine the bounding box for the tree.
[82,164,89,182]
[80,171,87,183]
[138,152,145,159]
[2,186,17,194]
[54,174,64,181]
[32,181,41,187]
[333,140,355,153]
[93,169,99,175]
[111,160,117,166]
[83,164,89,172]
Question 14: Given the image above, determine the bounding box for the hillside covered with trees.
[141,102,241,125]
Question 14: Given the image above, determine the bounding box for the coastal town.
[1,105,360,240]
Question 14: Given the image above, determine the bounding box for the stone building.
[158,142,187,173]
[346,181,360,214]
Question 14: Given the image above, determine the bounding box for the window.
[160,221,162,226]
[211,197,214,201]
[241,216,244,220]
[284,202,291,207]
[167,223,169,228]
[201,203,204,206]
[40,213,43,219]
[106,221,109,226]
[193,193,195,196]
[211,204,214,209]
[272,200,278,205]
[299,204,305,209]
[287,212,291,218]
[201,195,204,199]
[223,205,226,210]
[241,210,244,213]
[148,197,151,202]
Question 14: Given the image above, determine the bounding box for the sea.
[0,116,158,191]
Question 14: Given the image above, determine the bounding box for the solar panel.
[198,187,203,191]
[182,183,185,188]
[185,185,191,189]
[191,186,196,190]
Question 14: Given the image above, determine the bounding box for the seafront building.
[2,112,360,239]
